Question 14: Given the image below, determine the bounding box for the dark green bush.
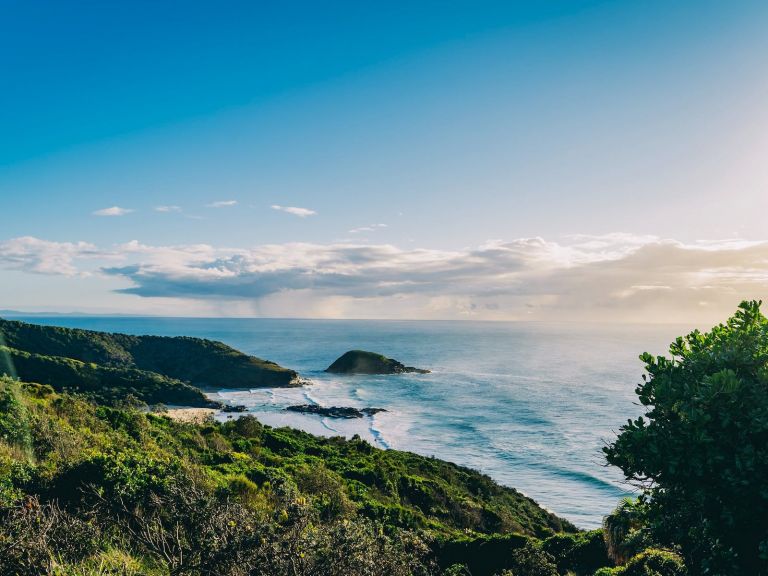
[435,533,530,575]
[605,301,768,574]
[497,542,558,576]
[620,548,687,576]
[542,529,611,574]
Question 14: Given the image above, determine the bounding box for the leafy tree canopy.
[605,300,768,575]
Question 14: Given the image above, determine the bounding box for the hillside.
[0,377,599,575]
[0,318,300,406]
[0,344,217,408]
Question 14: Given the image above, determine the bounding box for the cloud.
[0,237,104,275]
[271,205,317,218]
[99,235,768,321]
[206,200,238,208]
[154,205,182,213]
[3,234,768,321]
[93,206,133,217]
[349,224,388,234]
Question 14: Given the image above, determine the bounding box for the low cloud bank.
[1,234,765,321]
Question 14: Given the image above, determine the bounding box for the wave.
[532,463,627,496]
[302,388,320,406]
[368,413,390,449]
[320,418,338,433]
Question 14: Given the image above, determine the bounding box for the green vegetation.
[605,300,768,575]
[0,317,299,387]
[0,376,590,575]
[0,344,216,408]
[593,549,687,576]
[0,317,299,407]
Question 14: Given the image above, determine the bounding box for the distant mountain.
[0,310,145,317]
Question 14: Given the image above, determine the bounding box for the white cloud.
[154,205,182,213]
[3,234,768,322]
[206,200,238,208]
[271,205,317,217]
[0,237,104,276]
[349,223,388,234]
[93,206,133,217]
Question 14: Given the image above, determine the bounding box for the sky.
[1,0,768,322]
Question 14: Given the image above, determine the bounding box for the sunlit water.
[12,316,685,529]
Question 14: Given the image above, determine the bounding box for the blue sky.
[1,0,768,321]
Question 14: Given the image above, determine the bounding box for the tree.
[605,301,768,574]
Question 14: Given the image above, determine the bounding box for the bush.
[497,542,558,576]
[435,533,530,575]
[605,301,768,575]
[603,499,652,565]
[0,497,101,574]
[0,378,32,452]
[620,548,687,576]
[541,529,611,574]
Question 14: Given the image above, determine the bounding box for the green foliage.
[0,452,34,507]
[495,542,558,576]
[0,317,299,408]
[598,548,687,576]
[0,377,32,452]
[0,382,581,574]
[435,533,531,575]
[603,498,652,566]
[605,300,768,574]
[1,345,216,407]
[541,529,611,574]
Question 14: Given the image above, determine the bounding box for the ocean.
[12,316,685,529]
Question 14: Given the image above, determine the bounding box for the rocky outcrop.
[325,350,430,375]
[286,404,387,419]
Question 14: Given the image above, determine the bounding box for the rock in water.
[286,404,387,419]
[325,350,430,375]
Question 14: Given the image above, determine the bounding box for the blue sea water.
[11,316,685,529]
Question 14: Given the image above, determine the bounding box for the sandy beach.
[164,407,217,424]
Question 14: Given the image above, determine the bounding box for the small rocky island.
[286,404,387,419]
[325,350,430,375]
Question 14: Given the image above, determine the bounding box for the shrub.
[0,497,101,574]
[497,542,558,576]
[541,529,611,574]
[0,378,32,453]
[605,301,768,575]
[621,548,687,576]
[435,533,530,575]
